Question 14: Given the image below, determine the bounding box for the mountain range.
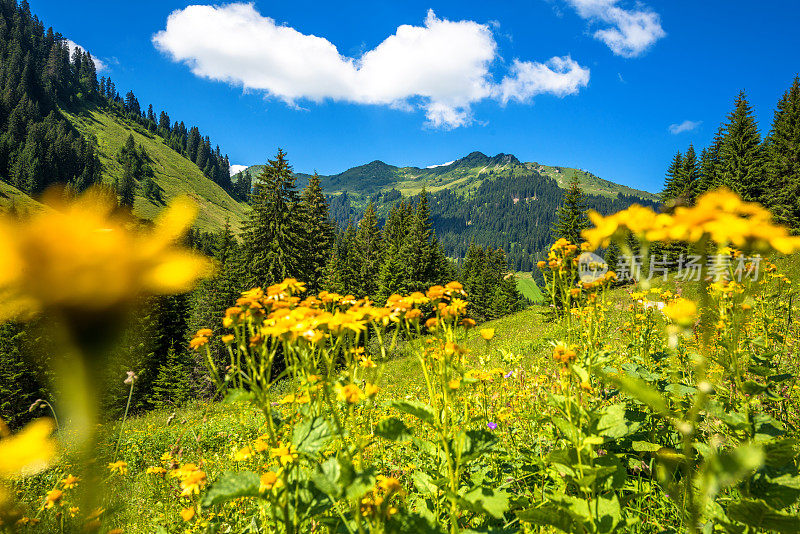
[235,151,656,201]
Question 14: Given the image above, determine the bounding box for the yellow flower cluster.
[169,463,207,496]
[0,188,212,321]
[583,188,800,253]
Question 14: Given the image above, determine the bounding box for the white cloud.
[65,39,108,72]
[230,164,249,176]
[497,56,589,104]
[668,120,702,135]
[562,0,665,57]
[153,4,590,128]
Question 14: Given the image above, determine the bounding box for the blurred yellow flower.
[0,188,212,321]
[180,507,196,522]
[480,328,495,341]
[582,188,800,254]
[61,474,80,489]
[42,489,63,509]
[664,298,698,327]
[0,417,57,478]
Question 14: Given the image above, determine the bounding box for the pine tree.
[552,175,589,244]
[718,91,765,202]
[298,173,334,291]
[354,203,383,297]
[661,151,683,204]
[243,149,301,288]
[764,76,800,229]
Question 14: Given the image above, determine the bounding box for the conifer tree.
[242,149,301,289]
[298,173,334,292]
[764,76,800,228]
[718,91,765,202]
[661,151,683,203]
[552,175,589,244]
[354,203,383,297]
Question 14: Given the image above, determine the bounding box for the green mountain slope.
[237,151,656,201]
[63,102,249,233]
[0,180,46,214]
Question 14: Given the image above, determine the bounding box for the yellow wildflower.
[335,383,363,404]
[180,470,207,496]
[480,328,495,341]
[259,471,279,492]
[234,446,253,461]
[0,417,57,478]
[61,474,80,489]
[664,298,698,327]
[269,444,299,466]
[107,461,128,475]
[180,507,196,522]
[365,383,379,398]
[0,188,212,321]
[43,489,63,509]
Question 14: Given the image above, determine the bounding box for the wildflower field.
[3,188,800,534]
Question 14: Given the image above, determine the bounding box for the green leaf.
[390,400,437,426]
[596,403,639,440]
[727,499,800,532]
[310,457,342,498]
[460,486,510,519]
[742,381,767,395]
[411,470,439,495]
[518,503,583,534]
[292,416,333,455]
[632,441,662,452]
[605,373,671,417]
[201,471,261,508]
[375,417,413,442]
[222,388,255,404]
[456,429,497,462]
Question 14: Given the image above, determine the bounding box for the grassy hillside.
[63,102,249,233]
[0,180,46,214]
[514,271,545,303]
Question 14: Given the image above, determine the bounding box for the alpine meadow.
[3,1,800,533]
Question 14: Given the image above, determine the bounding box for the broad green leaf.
[375,417,413,442]
[605,373,671,417]
[460,486,510,519]
[411,470,439,495]
[310,457,341,498]
[742,381,767,395]
[201,471,261,507]
[727,499,800,532]
[517,503,582,534]
[456,429,497,462]
[390,400,437,426]
[222,388,255,404]
[292,416,333,455]
[595,403,639,440]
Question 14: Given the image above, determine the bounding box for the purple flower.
[504,370,513,379]
[487,422,498,430]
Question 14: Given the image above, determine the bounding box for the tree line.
[662,77,800,228]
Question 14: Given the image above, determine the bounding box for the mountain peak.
[457,151,521,167]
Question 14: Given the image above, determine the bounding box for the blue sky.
[30,0,800,193]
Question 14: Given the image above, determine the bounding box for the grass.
[515,272,546,304]
[0,180,46,214]
[62,102,250,233]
